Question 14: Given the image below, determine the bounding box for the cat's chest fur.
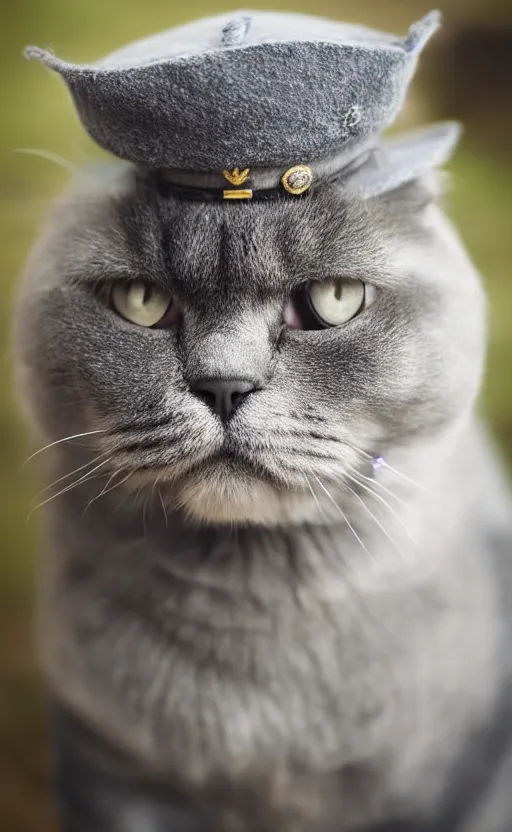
[39,490,499,830]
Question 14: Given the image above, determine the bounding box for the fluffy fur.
[14,164,512,831]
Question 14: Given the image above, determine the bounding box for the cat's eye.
[110,281,176,328]
[284,278,372,331]
[307,278,365,327]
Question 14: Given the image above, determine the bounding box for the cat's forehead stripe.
[62,177,403,295]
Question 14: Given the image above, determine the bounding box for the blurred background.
[0,0,511,828]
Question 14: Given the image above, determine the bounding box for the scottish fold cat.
[15,8,512,832]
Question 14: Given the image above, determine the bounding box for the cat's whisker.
[113,483,133,515]
[347,466,411,510]
[83,469,133,513]
[346,441,434,498]
[32,452,111,499]
[22,429,106,466]
[103,469,134,497]
[312,474,376,564]
[13,147,78,175]
[347,472,421,552]
[378,460,434,497]
[85,470,121,510]
[27,458,112,519]
[344,482,413,565]
[345,444,373,461]
[147,479,161,529]
[143,494,148,542]
[304,475,327,521]
[300,478,408,645]
[158,489,169,528]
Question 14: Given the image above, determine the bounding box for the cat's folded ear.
[345,122,462,202]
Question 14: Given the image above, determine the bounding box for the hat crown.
[25,10,442,172]
[94,10,408,70]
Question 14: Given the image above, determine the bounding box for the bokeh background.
[0,0,511,828]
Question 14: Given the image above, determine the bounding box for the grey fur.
[24,10,441,171]
[14,160,512,830]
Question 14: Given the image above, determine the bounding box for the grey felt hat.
[25,9,461,201]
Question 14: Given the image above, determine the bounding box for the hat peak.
[404,10,441,54]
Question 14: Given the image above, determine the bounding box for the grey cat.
[11,11,512,828]
[14,157,512,831]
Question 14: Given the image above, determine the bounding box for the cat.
[14,161,512,831]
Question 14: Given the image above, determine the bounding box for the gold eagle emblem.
[223,167,251,186]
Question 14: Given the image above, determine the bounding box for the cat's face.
[16,168,485,525]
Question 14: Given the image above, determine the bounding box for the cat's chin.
[175,462,314,527]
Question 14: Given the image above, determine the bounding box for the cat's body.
[16,164,512,831]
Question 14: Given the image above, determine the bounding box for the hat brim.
[346,122,462,199]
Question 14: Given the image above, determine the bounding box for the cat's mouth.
[114,418,362,526]
[131,432,318,526]
[188,447,290,487]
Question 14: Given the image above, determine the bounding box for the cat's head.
[15,166,485,525]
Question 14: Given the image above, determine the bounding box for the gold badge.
[223,189,253,200]
[223,167,251,186]
[281,165,313,195]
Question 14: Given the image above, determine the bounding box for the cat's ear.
[345,122,461,204]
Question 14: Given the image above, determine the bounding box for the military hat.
[25,10,460,201]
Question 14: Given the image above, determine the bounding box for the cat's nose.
[191,378,257,420]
